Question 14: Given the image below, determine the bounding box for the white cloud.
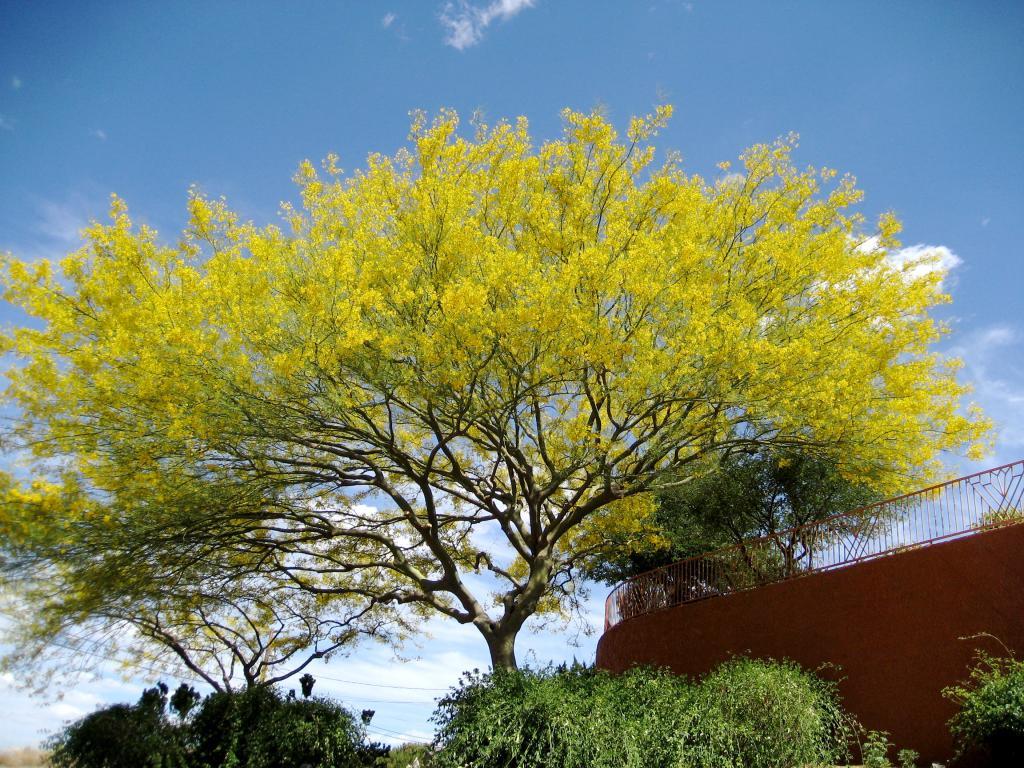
[1,197,99,262]
[981,216,991,227]
[11,76,21,90]
[856,238,963,289]
[91,128,107,141]
[0,666,139,749]
[35,199,91,245]
[382,12,397,28]
[885,243,962,280]
[948,324,1024,468]
[440,0,535,50]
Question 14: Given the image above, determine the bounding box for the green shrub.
[861,729,892,767]
[681,658,855,768]
[379,743,432,768]
[431,663,692,768]
[188,686,368,768]
[48,679,384,768]
[48,683,188,768]
[944,650,1024,764]
[431,658,855,768]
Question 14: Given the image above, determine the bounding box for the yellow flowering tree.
[0,107,988,669]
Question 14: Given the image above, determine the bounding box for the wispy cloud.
[35,199,92,245]
[440,0,535,50]
[382,11,397,28]
[857,238,963,289]
[948,324,1024,466]
[10,76,21,90]
[2,197,97,262]
[885,243,962,282]
[0,114,13,131]
[91,128,107,141]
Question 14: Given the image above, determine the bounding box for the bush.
[379,743,432,768]
[944,650,1024,764]
[861,729,893,767]
[431,663,692,768]
[431,658,855,768]
[680,658,855,768]
[48,679,384,768]
[48,683,188,768]
[188,686,369,768]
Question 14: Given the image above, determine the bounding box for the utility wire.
[1,609,455,693]
[314,673,448,691]
[366,724,430,742]
[36,640,439,708]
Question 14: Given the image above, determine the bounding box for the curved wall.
[596,522,1024,764]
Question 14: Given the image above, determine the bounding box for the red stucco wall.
[595,522,1024,764]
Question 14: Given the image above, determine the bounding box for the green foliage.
[684,658,855,768]
[897,747,919,768]
[188,685,368,768]
[943,649,1024,764]
[861,730,892,767]
[431,658,855,768]
[300,672,316,698]
[377,743,432,768]
[170,683,201,720]
[586,449,883,585]
[48,683,188,768]
[48,679,384,768]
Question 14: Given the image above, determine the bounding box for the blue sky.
[1,0,1023,749]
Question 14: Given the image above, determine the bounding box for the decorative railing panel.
[604,460,1024,631]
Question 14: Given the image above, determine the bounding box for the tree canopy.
[583,448,886,585]
[0,106,989,669]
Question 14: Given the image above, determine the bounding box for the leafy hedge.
[48,681,387,768]
[188,686,369,768]
[431,658,856,768]
[944,650,1024,764]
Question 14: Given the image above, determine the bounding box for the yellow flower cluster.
[0,107,990,611]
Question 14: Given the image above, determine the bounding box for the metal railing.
[604,460,1024,631]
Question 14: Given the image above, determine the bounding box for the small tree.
[170,682,201,720]
[299,672,316,698]
[0,107,989,669]
[585,448,884,584]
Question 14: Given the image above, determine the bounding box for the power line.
[315,672,448,691]
[38,640,439,705]
[8,626,440,741]
[334,695,436,705]
[366,723,430,742]
[1,609,457,693]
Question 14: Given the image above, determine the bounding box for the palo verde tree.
[0,107,988,669]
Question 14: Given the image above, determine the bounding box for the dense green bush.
[379,743,432,768]
[944,650,1024,764]
[431,658,855,768]
[188,685,369,768]
[48,683,188,768]
[684,658,855,768]
[431,663,692,768]
[48,680,386,768]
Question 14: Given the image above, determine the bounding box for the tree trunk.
[483,626,519,671]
